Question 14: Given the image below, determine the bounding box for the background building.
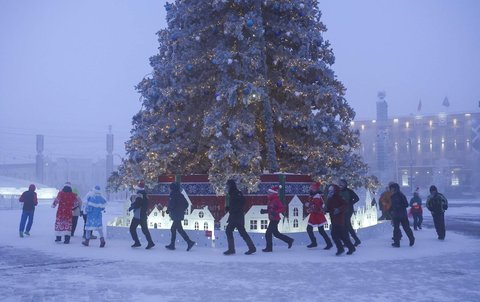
[354,99,480,197]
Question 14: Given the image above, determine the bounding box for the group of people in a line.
[18,178,448,255]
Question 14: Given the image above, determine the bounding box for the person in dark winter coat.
[223,179,256,255]
[165,182,195,251]
[426,185,448,240]
[18,184,38,237]
[325,184,355,256]
[339,179,361,246]
[261,185,294,252]
[389,183,415,247]
[128,181,155,249]
[304,182,332,249]
[409,188,423,230]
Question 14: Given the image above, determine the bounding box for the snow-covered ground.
[1,201,479,302]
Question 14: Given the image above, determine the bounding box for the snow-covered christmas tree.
[110,0,372,193]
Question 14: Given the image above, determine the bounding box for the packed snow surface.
[1,201,479,302]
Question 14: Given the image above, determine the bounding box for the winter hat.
[268,185,281,194]
[169,182,180,193]
[135,181,145,191]
[389,182,400,192]
[64,182,72,188]
[94,185,101,194]
[339,179,348,187]
[429,185,437,193]
[28,184,36,191]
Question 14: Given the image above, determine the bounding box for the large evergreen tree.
[111,0,372,193]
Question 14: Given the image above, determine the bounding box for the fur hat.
[94,185,101,194]
[28,184,36,191]
[429,185,437,193]
[135,181,145,191]
[268,185,281,194]
[64,182,72,188]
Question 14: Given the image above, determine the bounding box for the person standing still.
[339,179,361,246]
[19,184,38,237]
[223,179,256,255]
[426,185,448,240]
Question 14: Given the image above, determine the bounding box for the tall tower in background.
[106,125,114,185]
[376,91,389,178]
[35,134,44,183]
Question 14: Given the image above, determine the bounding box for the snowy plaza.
[1,200,480,301]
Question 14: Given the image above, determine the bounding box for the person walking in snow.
[409,187,423,230]
[128,181,155,249]
[325,184,355,256]
[71,187,82,237]
[339,179,361,246]
[223,179,256,255]
[82,186,107,248]
[389,182,415,248]
[18,184,38,237]
[165,182,195,251]
[304,182,332,250]
[52,182,80,244]
[81,189,97,239]
[426,185,448,240]
[261,185,294,252]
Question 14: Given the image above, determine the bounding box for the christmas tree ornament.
[227,58,233,65]
[195,35,201,41]
[246,19,254,28]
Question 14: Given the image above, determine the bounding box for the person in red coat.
[304,182,333,249]
[325,184,355,255]
[260,185,294,252]
[52,182,80,244]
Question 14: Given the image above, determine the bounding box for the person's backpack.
[180,193,189,211]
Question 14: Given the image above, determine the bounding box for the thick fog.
[0,0,479,164]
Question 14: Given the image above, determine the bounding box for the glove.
[260,209,268,214]
[128,206,133,212]
[333,208,340,215]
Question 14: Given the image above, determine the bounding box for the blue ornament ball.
[276,80,283,87]
[169,126,176,134]
[246,19,254,28]
[274,30,281,37]
[290,66,297,73]
[243,88,250,95]
[186,64,193,71]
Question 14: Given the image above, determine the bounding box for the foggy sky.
[1,0,479,164]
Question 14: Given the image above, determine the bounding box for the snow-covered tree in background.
[110,0,373,193]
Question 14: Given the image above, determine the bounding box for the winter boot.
[64,235,70,244]
[223,249,235,255]
[409,237,415,247]
[324,243,333,250]
[24,231,30,236]
[19,231,24,238]
[90,235,98,239]
[55,236,62,242]
[165,244,175,250]
[245,247,256,255]
[187,240,195,251]
[145,242,155,250]
[100,237,106,248]
[346,246,356,255]
[307,242,317,248]
[131,242,141,248]
[391,242,400,248]
[262,248,272,253]
[354,240,361,247]
[287,238,294,249]
[335,248,345,256]
[82,239,89,246]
